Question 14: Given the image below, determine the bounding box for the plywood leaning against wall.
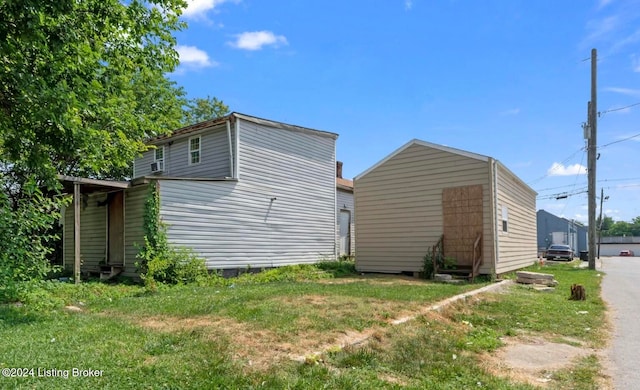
[442,185,484,267]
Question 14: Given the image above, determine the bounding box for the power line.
[527,146,586,185]
[535,177,640,193]
[599,177,640,183]
[559,148,586,215]
[598,132,640,148]
[599,102,640,117]
[536,188,588,200]
[603,183,640,190]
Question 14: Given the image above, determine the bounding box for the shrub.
[422,252,441,280]
[0,178,64,302]
[137,237,209,288]
[136,183,208,288]
[316,259,357,277]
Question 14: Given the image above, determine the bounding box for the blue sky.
[169,0,640,224]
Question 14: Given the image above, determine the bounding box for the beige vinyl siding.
[133,124,233,179]
[63,186,148,277]
[159,117,336,269]
[122,184,148,277]
[355,143,493,273]
[337,188,355,256]
[63,193,108,274]
[495,163,538,274]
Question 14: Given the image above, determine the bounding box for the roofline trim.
[354,138,489,180]
[233,112,339,139]
[57,175,130,189]
[494,159,538,196]
[148,112,338,145]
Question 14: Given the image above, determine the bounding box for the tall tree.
[182,96,229,126]
[0,0,191,292]
[608,221,632,237]
[597,215,615,234]
[0,0,188,184]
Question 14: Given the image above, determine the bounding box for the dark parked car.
[619,250,635,256]
[546,244,574,261]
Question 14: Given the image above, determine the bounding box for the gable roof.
[337,177,353,191]
[355,139,490,180]
[148,112,338,145]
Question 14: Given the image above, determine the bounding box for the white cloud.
[175,45,216,68]
[633,54,640,72]
[573,213,588,223]
[604,87,640,97]
[182,0,237,19]
[228,31,288,50]
[610,28,640,53]
[584,16,618,44]
[405,0,413,10]
[598,0,614,9]
[547,162,587,176]
[500,108,520,116]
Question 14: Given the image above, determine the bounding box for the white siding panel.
[159,118,336,269]
[355,143,494,274]
[495,163,538,274]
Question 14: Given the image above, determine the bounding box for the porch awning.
[57,175,131,285]
[57,175,130,194]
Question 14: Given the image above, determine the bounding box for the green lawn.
[0,262,607,389]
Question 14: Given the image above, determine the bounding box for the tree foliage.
[0,179,64,301]
[0,0,188,184]
[182,96,229,126]
[599,215,640,237]
[0,0,215,292]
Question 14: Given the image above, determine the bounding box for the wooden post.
[570,284,586,300]
[74,182,81,284]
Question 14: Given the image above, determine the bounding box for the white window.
[153,146,164,171]
[502,205,509,232]
[189,136,201,165]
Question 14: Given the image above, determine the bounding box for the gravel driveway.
[600,256,640,389]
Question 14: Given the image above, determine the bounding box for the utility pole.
[588,48,598,270]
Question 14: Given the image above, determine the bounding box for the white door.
[339,210,351,256]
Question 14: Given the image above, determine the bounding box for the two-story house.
[61,113,340,279]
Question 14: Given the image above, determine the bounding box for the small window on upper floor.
[154,146,165,171]
[502,205,509,233]
[189,136,201,165]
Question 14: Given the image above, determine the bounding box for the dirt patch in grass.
[281,294,328,305]
[135,314,381,372]
[481,335,601,388]
[140,316,217,331]
[378,373,409,386]
[276,294,420,324]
